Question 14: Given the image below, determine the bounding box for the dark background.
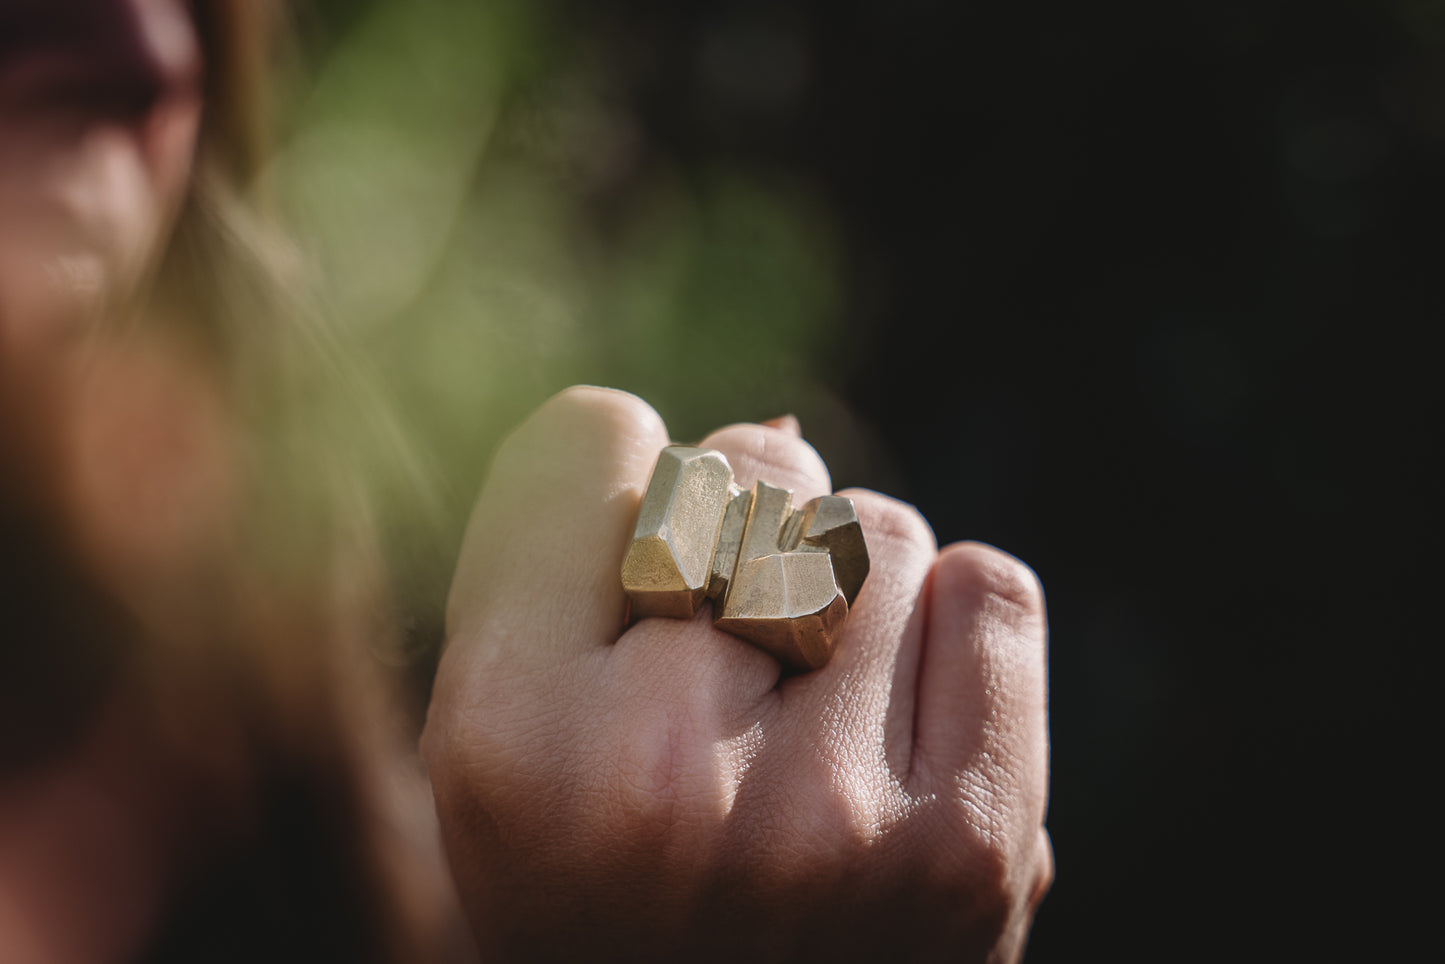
[560,3,1435,958]
[308,0,1437,957]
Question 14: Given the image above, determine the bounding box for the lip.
[0,96,153,246]
[1,178,130,268]
[0,52,158,123]
[0,105,175,334]
[0,0,201,123]
[0,183,133,334]
[0,0,201,342]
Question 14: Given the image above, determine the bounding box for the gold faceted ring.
[621,445,869,671]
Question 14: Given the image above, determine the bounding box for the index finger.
[442,386,669,664]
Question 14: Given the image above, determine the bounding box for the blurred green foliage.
[271,0,850,507]
[265,0,864,669]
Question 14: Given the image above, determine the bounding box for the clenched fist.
[422,387,1053,962]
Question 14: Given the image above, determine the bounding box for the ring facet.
[621,445,869,671]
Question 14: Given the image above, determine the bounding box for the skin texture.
[424,386,1054,962]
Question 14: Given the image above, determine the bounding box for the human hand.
[422,387,1053,962]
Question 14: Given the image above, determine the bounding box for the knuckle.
[419,708,476,819]
[937,766,1017,878]
[417,714,447,788]
[539,384,666,442]
[422,655,561,801]
[845,490,937,554]
[488,385,668,490]
[938,541,1045,615]
[419,652,470,787]
[910,796,1018,946]
[1031,828,1056,909]
[705,424,831,487]
[939,810,1017,934]
[974,836,1013,898]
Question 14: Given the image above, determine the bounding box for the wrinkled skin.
[424,387,1053,962]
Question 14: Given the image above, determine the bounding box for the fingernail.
[762,414,802,436]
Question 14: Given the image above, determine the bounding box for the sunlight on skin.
[425,387,1052,960]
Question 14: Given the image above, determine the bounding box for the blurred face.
[0,1,224,614]
[0,0,202,356]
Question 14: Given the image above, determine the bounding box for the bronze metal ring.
[621,445,869,671]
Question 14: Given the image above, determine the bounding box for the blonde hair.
[2,2,449,958]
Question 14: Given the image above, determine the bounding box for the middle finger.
[611,420,834,706]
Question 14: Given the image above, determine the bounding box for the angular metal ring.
[621,445,869,671]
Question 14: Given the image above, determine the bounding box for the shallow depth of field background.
[278,1,1436,958]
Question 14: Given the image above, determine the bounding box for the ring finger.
[612,419,834,705]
